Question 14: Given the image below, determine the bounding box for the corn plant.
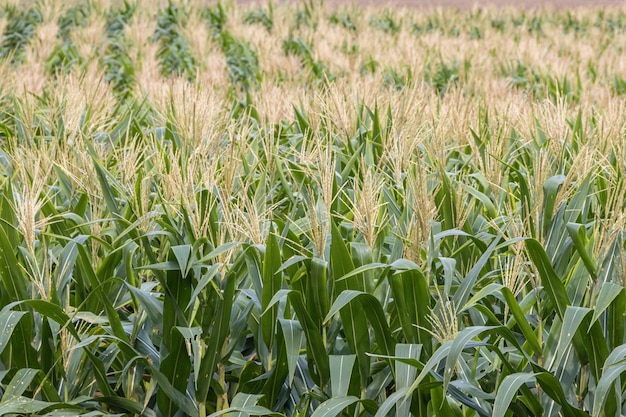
[151,3,197,82]
[282,34,334,85]
[329,10,357,31]
[0,2,626,417]
[369,10,401,34]
[0,6,42,63]
[202,2,228,36]
[46,4,90,75]
[243,4,274,33]
[424,60,462,97]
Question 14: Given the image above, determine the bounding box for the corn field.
[1,0,626,416]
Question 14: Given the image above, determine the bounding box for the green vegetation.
[0,1,626,416]
[0,6,42,63]
[152,2,197,81]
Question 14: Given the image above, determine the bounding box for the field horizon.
[240,0,626,9]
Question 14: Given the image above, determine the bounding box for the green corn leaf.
[566,222,597,280]
[126,283,164,329]
[197,242,243,264]
[276,255,308,274]
[262,233,282,351]
[309,257,329,327]
[0,397,57,415]
[388,264,431,351]
[279,319,303,386]
[608,288,626,350]
[53,238,82,303]
[324,290,395,358]
[443,326,493,394]
[0,309,26,356]
[533,371,589,417]
[590,282,623,329]
[209,405,284,417]
[92,157,122,220]
[395,344,421,417]
[21,299,80,339]
[89,396,149,415]
[525,238,569,320]
[334,262,388,283]
[2,368,40,399]
[406,341,452,397]
[263,318,289,407]
[329,355,356,398]
[310,396,360,417]
[176,326,203,387]
[150,365,198,417]
[222,393,268,417]
[0,225,28,301]
[196,271,236,404]
[100,287,130,345]
[232,393,264,408]
[330,221,370,386]
[453,231,502,310]
[460,182,497,219]
[136,261,181,271]
[542,174,566,239]
[593,344,626,416]
[374,387,410,417]
[461,283,503,312]
[395,344,422,389]
[501,287,542,357]
[493,373,536,417]
[187,263,220,311]
[172,244,193,277]
[287,290,330,386]
[552,306,591,371]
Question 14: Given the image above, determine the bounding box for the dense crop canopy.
[0,1,625,416]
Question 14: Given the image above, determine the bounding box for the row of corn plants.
[0,1,626,417]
